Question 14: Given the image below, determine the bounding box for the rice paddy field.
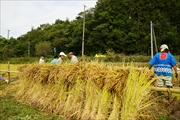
[0,62,180,120]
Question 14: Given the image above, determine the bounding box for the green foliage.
[100,49,151,62]
[35,41,52,56]
[0,0,180,58]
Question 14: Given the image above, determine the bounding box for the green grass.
[0,96,63,120]
[0,80,64,120]
[157,115,176,120]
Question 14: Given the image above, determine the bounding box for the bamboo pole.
[0,70,22,74]
[150,87,180,93]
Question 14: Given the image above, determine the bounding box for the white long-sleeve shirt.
[39,58,44,64]
[71,55,78,63]
[57,58,62,63]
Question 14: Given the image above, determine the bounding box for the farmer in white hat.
[58,52,67,63]
[149,44,178,88]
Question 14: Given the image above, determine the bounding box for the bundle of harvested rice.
[16,62,156,120]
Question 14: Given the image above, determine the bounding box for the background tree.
[35,41,52,56]
[0,0,179,58]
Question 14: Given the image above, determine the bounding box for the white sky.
[0,0,97,39]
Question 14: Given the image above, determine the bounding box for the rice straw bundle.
[16,62,156,120]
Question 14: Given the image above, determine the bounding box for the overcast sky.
[0,0,97,39]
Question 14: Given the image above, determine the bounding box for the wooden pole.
[150,87,180,93]
[82,5,86,62]
[150,21,153,58]
[152,25,158,53]
[8,61,10,82]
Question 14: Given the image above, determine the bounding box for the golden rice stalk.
[81,79,103,119]
[108,94,121,120]
[96,87,113,119]
[121,66,155,120]
[63,78,85,119]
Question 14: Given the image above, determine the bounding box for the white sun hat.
[59,52,67,56]
[160,44,169,52]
